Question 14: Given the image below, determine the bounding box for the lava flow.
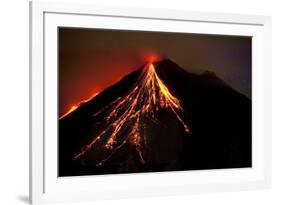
[59,92,99,120]
[73,63,190,166]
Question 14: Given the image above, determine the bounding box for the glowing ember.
[74,63,190,166]
[59,92,99,119]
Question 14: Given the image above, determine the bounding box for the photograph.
[58,27,252,177]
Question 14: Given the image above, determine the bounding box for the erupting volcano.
[59,59,252,177]
[73,63,190,166]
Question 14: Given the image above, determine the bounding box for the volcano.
[59,59,251,176]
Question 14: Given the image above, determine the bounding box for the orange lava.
[59,92,99,120]
[74,63,190,166]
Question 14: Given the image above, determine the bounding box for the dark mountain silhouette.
[59,59,251,177]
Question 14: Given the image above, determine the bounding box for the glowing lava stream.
[59,93,99,120]
[74,63,190,166]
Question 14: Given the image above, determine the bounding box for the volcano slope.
[59,59,251,176]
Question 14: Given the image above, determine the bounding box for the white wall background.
[0,0,279,204]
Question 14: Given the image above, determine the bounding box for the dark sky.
[59,28,251,116]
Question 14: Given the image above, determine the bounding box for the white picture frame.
[30,1,272,204]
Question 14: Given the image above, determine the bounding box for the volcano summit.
[59,59,251,176]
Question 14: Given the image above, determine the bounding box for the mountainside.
[59,59,251,176]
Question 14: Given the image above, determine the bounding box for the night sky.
[59,27,251,117]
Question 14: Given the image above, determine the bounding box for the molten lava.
[59,92,99,119]
[59,105,78,120]
[74,63,190,166]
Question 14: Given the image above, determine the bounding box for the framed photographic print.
[30,1,271,204]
